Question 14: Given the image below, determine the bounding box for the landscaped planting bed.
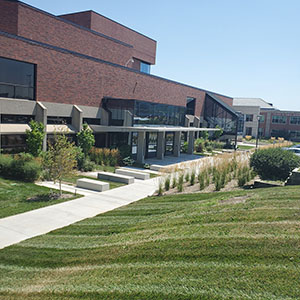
[0,186,300,299]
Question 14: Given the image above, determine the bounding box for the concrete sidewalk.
[0,178,159,249]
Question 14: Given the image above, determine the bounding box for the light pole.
[125,58,134,68]
[256,115,261,149]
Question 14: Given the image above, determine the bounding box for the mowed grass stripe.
[1,260,299,273]
[0,283,295,300]
[1,186,300,299]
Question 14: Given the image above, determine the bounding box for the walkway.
[0,177,159,249]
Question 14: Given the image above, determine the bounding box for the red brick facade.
[60,11,156,65]
[0,0,18,35]
[260,110,300,138]
[0,0,233,120]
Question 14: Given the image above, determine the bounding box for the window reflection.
[0,57,35,100]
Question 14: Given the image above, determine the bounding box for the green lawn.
[238,145,255,150]
[0,177,80,219]
[1,186,300,299]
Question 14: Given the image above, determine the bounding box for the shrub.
[157,181,163,196]
[190,171,195,185]
[199,172,205,190]
[81,158,96,172]
[250,148,300,181]
[177,173,184,192]
[0,153,41,182]
[75,147,85,170]
[206,145,213,152]
[215,178,222,191]
[21,161,41,182]
[185,172,190,183]
[245,135,252,141]
[172,176,177,188]
[110,149,120,166]
[122,156,135,166]
[164,176,170,191]
[238,174,247,187]
[89,147,120,167]
[118,144,131,160]
[181,141,188,153]
[0,155,13,177]
[194,138,205,153]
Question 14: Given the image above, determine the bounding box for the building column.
[72,105,83,132]
[136,131,146,164]
[194,116,200,139]
[173,131,181,157]
[124,110,133,145]
[157,131,165,159]
[187,131,195,154]
[100,108,109,126]
[35,102,47,151]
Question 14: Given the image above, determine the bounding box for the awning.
[89,125,220,133]
[0,124,76,134]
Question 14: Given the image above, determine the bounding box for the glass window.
[1,135,27,153]
[83,118,101,125]
[0,57,35,100]
[272,115,286,124]
[259,115,265,123]
[186,97,196,115]
[245,114,253,122]
[140,62,150,74]
[204,94,238,135]
[47,116,72,124]
[290,116,300,125]
[245,127,252,136]
[1,114,34,124]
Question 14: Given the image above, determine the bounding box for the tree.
[26,120,45,157]
[43,132,77,195]
[213,125,223,140]
[77,123,95,157]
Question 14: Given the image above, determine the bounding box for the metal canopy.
[89,125,220,133]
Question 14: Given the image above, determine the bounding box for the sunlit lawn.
[0,186,300,299]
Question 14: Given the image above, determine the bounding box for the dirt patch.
[26,193,73,202]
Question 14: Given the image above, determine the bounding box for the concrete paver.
[0,177,159,249]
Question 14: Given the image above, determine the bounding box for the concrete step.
[149,164,164,172]
[116,168,150,180]
[77,178,109,192]
[97,172,134,184]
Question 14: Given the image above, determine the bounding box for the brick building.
[0,0,241,162]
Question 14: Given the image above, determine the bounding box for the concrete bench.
[115,168,150,180]
[97,172,134,184]
[77,178,109,192]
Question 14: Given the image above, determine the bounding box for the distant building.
[233,98,300,141]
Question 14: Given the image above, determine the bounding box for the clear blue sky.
[24,0,300,111]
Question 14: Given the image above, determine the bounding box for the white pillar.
[187,131,195,154]
[35,102,47,151]
[157,131,165,159]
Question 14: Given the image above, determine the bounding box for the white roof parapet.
[89,125,220,133]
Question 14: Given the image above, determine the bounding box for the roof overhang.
[0,124,76,134]
[90,125,220,133]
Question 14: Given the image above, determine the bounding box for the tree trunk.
[59,179,62,196]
